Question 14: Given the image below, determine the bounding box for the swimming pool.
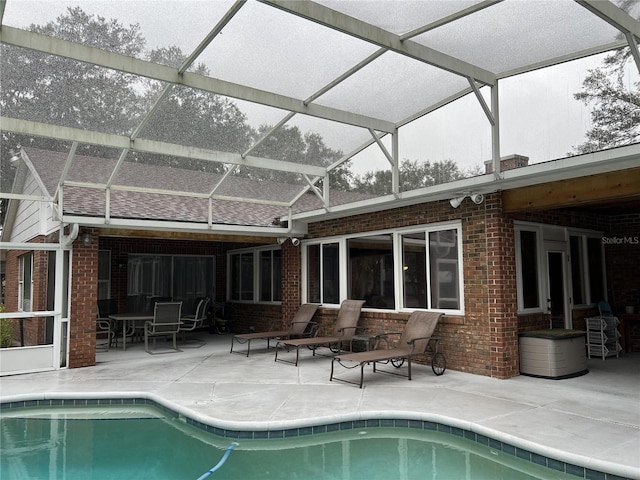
[0,399,596,480]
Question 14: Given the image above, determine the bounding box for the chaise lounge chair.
[330,310,445,388]
[230,303,319,356]
[275,299,365,366]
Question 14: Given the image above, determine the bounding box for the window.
[348,234,394,309]
[128,254,215,314]
[307,243,341,304]
[570,234,606,306]
[230,252,253,301]
[587,237,605,302]
[228,246,281,303]
[259,249,281,302]
[19,253,33,311]
[429,230,460,310]
[570,236,586,305]
[517,229,541,310]
[304,222,463,312]
[97,250,111,300]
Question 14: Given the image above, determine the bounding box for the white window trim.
[302,220,464,314]
[18,252,34,312]
[515,223,545,314]
[227,245,282,304]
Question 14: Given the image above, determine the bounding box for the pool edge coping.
[0,391,636,480]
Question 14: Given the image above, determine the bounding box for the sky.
[3,0,638,175]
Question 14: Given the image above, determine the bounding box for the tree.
[134,46,254,173]
[1,7,148,222]
[572,3,640,154]
[352,159,470,195]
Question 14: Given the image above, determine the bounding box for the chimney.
[485,154,529,174]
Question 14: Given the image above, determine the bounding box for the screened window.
[570,234,606,306]
[586,237,605,302]
[429,230,460,310]
[517,229,540,310]
[229,246,281,303]
[569,236,586,305]
[128,254,215,314]
[97,250,111,300]
[259,249,282,302]
[304,222,463,312]
[348,234,394,309]
[19,252,33,311]
[306,242,340,304]
[230,252,254,301]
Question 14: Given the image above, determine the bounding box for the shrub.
[0,304,15,348]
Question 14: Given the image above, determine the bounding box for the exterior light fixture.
[449,196,466,208]
[470,193,484,205]
[450,193,484,208]
[81,233,92,247]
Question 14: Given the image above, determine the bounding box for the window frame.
[515,224,545,314]
[569,230,607,307]
[302,221,464,314]
[18,252,34,312]
[97,249,111,300]
[227,245,282,304]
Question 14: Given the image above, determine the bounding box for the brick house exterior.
[3,150,639,377]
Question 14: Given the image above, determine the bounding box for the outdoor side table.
[350,333,387,352]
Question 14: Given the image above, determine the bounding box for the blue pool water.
[0,404,581,480]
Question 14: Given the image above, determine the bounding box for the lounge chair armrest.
[338,326,358,334]
[406,335,435,345]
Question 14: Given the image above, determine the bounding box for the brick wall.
[302,197,508,377]
[69,228,99,368]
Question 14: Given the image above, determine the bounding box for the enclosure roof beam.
[0,25,395,133]
[0,116,327,177]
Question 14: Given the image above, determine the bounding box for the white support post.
[491,81,501,178]
[392,129,399,197]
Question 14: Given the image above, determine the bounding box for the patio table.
[109,313,154,350]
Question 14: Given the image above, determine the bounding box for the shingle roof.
[24,148,370,227]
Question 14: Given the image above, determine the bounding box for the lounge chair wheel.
[432,352,446,376]
[391,358,405,368]
[329,342,341,353]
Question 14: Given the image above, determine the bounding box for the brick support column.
[485,194,519,378]
[68,228,99,368]
[280,240,302,322]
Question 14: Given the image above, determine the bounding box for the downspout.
[61,223,79,249]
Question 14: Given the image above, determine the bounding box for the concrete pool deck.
[1,333,638,479]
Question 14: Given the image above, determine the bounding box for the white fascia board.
[0,116,326,177]
[0,26,395,133]
[62,215,308,237]
[262,0,496,86]
[290,145,640,223]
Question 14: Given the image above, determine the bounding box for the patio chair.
[275,300,365,366]
[144,302,183,354]
[96,298,120,350]
[180,297,211,347]
[330,311,445,388]
[230,303,319,356]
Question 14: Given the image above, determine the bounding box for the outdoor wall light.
[81,232,92,247]
[277,237,301,246]
[450,193,484,208]
[470,193,484,205]
[449,196,466,208]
